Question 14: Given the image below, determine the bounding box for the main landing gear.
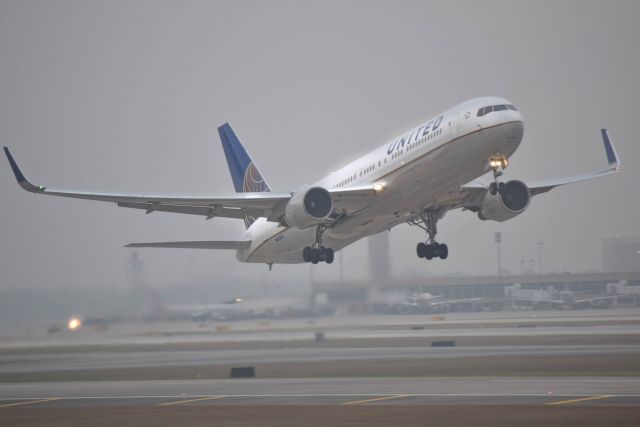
[302,224,334,264]
[409,209,448,261]
[416,241,448,260]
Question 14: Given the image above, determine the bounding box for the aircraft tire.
[303,246,312,262]
[424,244,434,260]
[416,242,426,258]
[439,243,449,260]
[325,248,334,264]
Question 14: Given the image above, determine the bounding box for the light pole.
[537,242,543,274]
[495,232,502,276]
[339,249,344,283]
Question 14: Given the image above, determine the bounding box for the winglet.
[601,129,620,170]
[3,147,44,192]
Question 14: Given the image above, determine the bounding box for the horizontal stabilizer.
[126,240,251,250]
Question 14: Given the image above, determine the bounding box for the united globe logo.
[242,162,268,193]
[242,163,269,228]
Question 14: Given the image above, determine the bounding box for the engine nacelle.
[284,186,333,228]
[478,180,530,222]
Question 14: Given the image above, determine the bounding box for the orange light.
[67,317,82,331]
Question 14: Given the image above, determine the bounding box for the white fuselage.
[238,97,524,263]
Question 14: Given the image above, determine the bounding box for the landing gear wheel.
[424,244,435,260]
[438,243,448,260]
[303,245,334,264]
[417,242,449,261]
[325,248,334,264]
[303,246,312,263]
[489,182,498,196]
[304,224,335,264]
[433,243,442,258]
[417,242,427,258]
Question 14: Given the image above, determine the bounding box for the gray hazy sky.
[0,0,638,290]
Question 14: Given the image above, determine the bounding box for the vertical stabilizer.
[218,123,271,228]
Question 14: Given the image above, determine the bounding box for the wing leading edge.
[126,241,251,250]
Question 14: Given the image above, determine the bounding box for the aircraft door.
[448,114,458,139]
[458,109,474,136]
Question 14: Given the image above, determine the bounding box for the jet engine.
[284,186,333,228]
[478,180,530,222]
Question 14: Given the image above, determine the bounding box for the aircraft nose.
[506,118,524,134]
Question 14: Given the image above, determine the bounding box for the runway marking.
[157,395,225,406]
[0,398,61,408]
[546,395,614,406]
[341,394,411,405]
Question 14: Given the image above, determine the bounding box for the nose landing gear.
[488,156,509,195]
[409,208,448,261]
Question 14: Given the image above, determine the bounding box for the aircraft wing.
[514,129,620,196]
[3,147,381,222]
[454,129,620,208]
[126,240,251,249]
[572,295,618,304]
[328,184,380,214]
[427,297,483,306]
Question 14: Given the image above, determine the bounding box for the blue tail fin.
[218,123,271,228]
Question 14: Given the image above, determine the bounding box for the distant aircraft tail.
[218,123,271,228]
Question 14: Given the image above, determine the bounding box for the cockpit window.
[477,104,518,117]
[477,106,492,117]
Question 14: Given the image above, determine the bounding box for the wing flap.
[118,202,252,219]
[126,240,251,250]
[329,184,381,214]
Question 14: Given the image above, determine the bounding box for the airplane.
[399,292,484,313]
[145,294,310,322]
[3,96,620,268]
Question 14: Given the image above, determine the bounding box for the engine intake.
[478,180,530,222]
[284,186,333,228]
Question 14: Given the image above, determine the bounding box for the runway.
[3,309,640,349]
[2,377,640,407]
[2,344,640,374]
[2,310,640,425]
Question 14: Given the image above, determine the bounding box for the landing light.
[373,182,386,192]
[489,158,509,169]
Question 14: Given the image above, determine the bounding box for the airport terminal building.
[313,235,640,312]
